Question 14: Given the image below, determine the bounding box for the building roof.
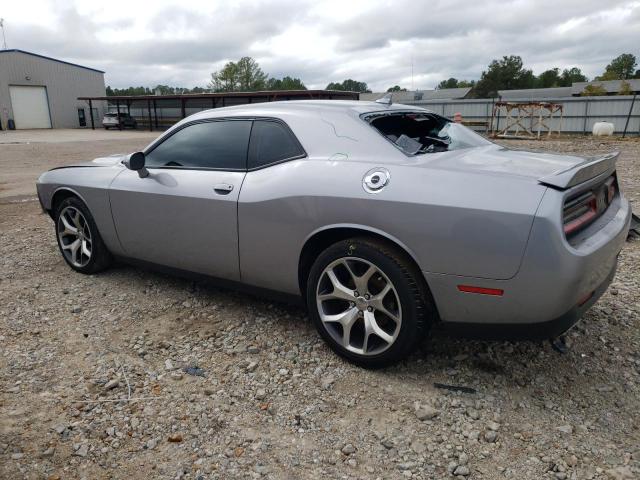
[498,86,573,99]
[571,79,640,95]
[422,87,472,100]
[0,49,105,73]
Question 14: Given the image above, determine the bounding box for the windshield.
[365,112,492,155]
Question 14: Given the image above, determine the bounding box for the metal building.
[0,49,106,130]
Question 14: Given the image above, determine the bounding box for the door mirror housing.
[123,152,149,178]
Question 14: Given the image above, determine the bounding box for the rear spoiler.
[538,151,619,189]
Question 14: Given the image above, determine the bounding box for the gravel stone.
[341,443,356,455]
[415,404,439,421]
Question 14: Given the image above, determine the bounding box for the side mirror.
[123,152,149,178]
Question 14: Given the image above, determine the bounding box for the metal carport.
[77,90,359,131]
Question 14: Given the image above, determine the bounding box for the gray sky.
[3,0,639,91]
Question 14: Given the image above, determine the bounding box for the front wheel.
[54,197,112,274]
[306,237,434,368]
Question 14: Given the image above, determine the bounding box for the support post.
[181,99,186,118]
[116,103,121,130]
[153,99,158,129]
[89,99,95,130]
[583,100,589,135]
[622,94,636,138]
[147,99,152,131]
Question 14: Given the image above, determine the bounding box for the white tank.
[592,122,614,136]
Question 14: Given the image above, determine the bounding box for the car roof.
[187,100,430,122]
[149,100,435,162]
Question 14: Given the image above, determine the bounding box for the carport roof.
[78,90,359,101]
[0,49,105,73]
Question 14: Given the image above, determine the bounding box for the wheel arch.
[49,187,88,218]
[298,224,424,298]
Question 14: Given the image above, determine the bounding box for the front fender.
[36,166,125,256]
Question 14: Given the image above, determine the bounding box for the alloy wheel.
[57,206,92,268]
[316,257,402,356]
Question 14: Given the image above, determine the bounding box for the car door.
[238,119,308,291]
[109,119,251,280]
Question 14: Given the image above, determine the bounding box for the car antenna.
[375,93,393,106]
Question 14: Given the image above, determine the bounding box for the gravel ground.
[1,135,639,480]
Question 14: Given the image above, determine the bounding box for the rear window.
[105,113,117,117]
[363,112,491,155]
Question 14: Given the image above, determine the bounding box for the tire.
[306,237,434,368]
[54,196,112,274]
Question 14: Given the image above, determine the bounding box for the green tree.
[436,78,474,89]
[266,76,307,90]
[581,84,607,96]
[536,68,561,88]
[474,55,536,98]
[236,56,268,91]
[387,85,407,92]
[190,86,209,94]
[599,53,637,80]
[209,61,239,92]
[437,78,460,89]
[106,86,153,96]
[326,79,371,93]
[559,67,588,86]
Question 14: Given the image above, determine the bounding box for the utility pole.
[0,19,7,50]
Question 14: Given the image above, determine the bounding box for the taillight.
[562,174,617,238]
[563,192,598,235]
[605,177,616,203]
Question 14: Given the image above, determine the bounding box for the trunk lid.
[415,145,617,189]
[417,145,586,181]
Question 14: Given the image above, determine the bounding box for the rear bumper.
[424,189,631,335]
[437,256,618,340]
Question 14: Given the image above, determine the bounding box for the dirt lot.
[0,129,157,201]
[1,132,639,480]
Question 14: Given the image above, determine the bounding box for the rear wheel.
[306,237,434,368]
[54,197,112,274]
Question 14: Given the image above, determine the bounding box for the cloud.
[3,0,639,90]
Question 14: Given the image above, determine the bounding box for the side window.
[146,120,251,170]
[248,120,305,169]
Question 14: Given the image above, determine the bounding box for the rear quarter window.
[248,120,305,169]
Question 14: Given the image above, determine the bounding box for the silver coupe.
[37,99,631,367]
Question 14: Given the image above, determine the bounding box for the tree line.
[433,53,639,97]
[106,53,639,98]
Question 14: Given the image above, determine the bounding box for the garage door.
[9,86,52,129]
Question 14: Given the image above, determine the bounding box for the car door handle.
[213,183,234,194]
